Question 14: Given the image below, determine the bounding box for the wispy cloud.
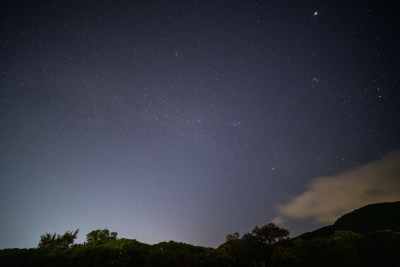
[274,151,400,224]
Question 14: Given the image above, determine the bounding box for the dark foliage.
[2,202,400,266]
[86,228,117,245]
[37,229,79,253]
[357,230,400,267]
[251,223,290,244]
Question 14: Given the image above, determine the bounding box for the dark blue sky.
[1,0,399,249]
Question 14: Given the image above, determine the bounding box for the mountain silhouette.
[297,201,400,241]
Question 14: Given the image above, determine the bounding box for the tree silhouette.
[38,229,79,252]
[86,228,117,244]
[225,232,240,242]
[251,223,289,244]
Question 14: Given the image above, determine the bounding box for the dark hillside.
[297,201,400,241]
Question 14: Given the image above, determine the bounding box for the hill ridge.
[297,201,400,241]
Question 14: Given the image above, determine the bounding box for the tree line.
[37,228,118,251]
[1,223,400,266]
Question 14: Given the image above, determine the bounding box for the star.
[1,0,399,251]
[312,77,320,83]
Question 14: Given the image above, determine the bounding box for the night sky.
[1,0,400,249]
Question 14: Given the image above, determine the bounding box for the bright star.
[314,11,318,16]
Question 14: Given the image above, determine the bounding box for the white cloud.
[274,151,400,224]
